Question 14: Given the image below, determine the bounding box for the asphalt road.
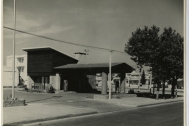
[26,102,183,126]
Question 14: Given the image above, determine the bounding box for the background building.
[3,55,27,87]
[125,70,151,88]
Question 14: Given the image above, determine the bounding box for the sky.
[3,0,183,70]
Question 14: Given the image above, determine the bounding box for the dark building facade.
[54,62,134,94]
[23,47,78,90]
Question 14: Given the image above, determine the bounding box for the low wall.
[112,94,137,99]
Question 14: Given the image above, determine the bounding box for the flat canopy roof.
[22,46,78,60]
[54,62,135,69]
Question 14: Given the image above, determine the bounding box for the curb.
[81,96,183,108]
[118,103,137,108]
[3,111,98,126]
[17,90,77,95]
[137,99,183,107]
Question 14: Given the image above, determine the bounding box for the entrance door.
[42,76,49,90]
[44,76,49,89]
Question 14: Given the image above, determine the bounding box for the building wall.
[28,51,53,74]
[87,75,96,89]
[27,76,34,89]
[50,74,60,91]
[52,51,78,67]
[27,50,78,75]
[6,55,27,68]
[26,49,78,90]
[3,71,18,87]
[5,55,27,85]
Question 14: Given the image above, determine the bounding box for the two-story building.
[3,55,27,86]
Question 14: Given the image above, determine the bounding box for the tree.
[125,26,183,99]
[141,70,146,85]
[125,25,160,71]
[157,27,183,98]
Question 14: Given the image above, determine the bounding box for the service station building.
[23,47,134,94]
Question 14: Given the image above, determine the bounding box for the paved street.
[26,102,183,126]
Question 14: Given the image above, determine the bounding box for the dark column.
[120,73,125,93]
[171,76,177,98]
[42,76,44,90]
[156,81,160,100]
[101,72,107,94]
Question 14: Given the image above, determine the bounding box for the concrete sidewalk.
[3,103,97,125]
[93,97,183,107]
[3,90,183,125]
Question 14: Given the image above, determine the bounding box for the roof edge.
[22,46,78,61]
[54,62,135,69]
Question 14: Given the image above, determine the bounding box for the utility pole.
[109,50,112,100]
[12,0,16,99]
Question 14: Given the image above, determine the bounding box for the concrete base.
[112,94,137,99]
[94,94,109,100]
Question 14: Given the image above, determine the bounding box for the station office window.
[18,58,24,63]
[17,67,24,72]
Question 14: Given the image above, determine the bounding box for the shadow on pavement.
[26,96,63,103]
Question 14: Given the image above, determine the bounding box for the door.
[44,76,49,89]
[42,76,49,90]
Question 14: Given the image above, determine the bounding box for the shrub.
[3,98,26,107]
[49,86,55,93]
[3,94,17,101]
[25,87,29,91]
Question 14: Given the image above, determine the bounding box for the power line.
[3,26,131,56]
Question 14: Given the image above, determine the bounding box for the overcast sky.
[3,0,183,68]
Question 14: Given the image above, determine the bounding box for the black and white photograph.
[2,0,184,126]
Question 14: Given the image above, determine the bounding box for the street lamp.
[12,0,16,99]
[108,50,113,100]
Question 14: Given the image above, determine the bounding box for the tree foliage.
[125,26,183,97]
[125,25,160,67]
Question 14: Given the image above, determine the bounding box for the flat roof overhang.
[54,62,135,73]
